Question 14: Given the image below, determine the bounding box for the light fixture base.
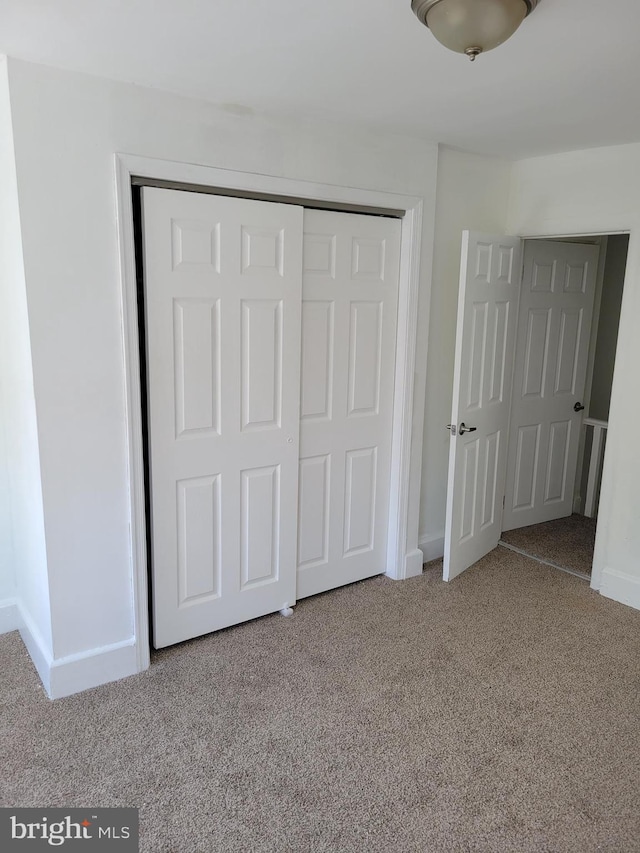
[465,47,482,61]
[411,0,539,27]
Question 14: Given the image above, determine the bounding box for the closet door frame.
[115,153,426,673]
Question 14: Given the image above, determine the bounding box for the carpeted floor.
[500,513,597,578]
[2,547,640,852]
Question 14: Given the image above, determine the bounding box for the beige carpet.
[2,548,640,852]
[500,514,597,578]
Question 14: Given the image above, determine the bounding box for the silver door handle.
[458,422,477,435]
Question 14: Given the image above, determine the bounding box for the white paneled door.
[297,209,401,598]
[502,240,599,531]
[444,232,522,582]
[143,188,303,648]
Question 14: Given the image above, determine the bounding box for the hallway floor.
[500,513,597,579]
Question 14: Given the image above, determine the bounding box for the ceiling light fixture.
[411,0,539,61]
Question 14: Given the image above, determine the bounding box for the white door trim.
[114,153,425,673]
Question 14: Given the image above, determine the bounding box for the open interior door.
[444,232,522,582]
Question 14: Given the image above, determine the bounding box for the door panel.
[444,232,522,582]
[513,424,540,510]
[300,301,333,420]
[177,474,221,604]
[173,298,220,436]
[297,454,330,568]
[240,299,283,430]
[240,464,280,588]
[545,420,571,503]
[347,301,383,415]
[502,241,599,531]
[143,187,303,648]
[344,446,377,555]
[297,210,400,599]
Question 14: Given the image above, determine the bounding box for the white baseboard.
[599,567,640,612]
[0,598,19,634]
[18,602,53,696]
[404,548,425,579]
[49,638,139,700]
[419,532,445,564]
[16,599,139,699]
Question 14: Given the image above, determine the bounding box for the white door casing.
[142,187,303,648]
[297,209,401,598]
[502,240,599,531]
[444,232,522,582]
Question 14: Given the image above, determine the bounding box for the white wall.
[0,57,52,652]
[419,147,512,560]
[0,59,17,621]
[0,404,15,626]
[5,58,438,695]
[508,143,640,609]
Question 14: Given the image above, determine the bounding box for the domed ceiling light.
[411,0,540,61]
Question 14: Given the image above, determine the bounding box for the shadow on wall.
[578,234,629,516]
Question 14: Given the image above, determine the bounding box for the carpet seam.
[497,540,591,582]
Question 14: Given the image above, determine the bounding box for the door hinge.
[503,495,506,508]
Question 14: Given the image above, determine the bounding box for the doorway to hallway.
[443,231,628,584]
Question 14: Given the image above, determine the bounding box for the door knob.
[458,422,477,435]
[573,402,585,412]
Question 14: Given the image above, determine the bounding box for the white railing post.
[583,417,608,518]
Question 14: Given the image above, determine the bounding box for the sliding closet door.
[297,209,401,598]
[143,188,303,648]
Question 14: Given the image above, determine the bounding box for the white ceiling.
[0,0,638,159]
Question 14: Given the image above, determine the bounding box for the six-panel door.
[502,240,599,531]
[143,188,303,648]
[297,210,401,598]
[444,232,522,582]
